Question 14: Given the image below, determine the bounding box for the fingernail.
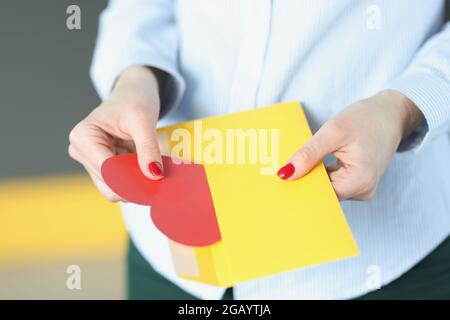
[277,163,295,180]
[149,161,163,176]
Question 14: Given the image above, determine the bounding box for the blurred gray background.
[0,1,127,300]
[0,0,107,179]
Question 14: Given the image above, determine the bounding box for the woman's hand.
[277,90,424,201]
[69,66,166,202]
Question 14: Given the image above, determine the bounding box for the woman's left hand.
[277,90,424,201]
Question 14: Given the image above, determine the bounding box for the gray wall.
[0,0,106,179]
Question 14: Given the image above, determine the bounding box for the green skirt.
[127,236,450,300]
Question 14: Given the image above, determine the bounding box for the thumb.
[128,118,164,180]
[277,124,339,181]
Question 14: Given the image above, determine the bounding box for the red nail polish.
[149,162,163,176]
[277,163,295,180]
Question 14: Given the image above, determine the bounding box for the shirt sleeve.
[90,0,185,118]
[386,8,450,152]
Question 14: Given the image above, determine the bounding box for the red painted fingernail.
[277,163,295,180]
[149,161,163,176]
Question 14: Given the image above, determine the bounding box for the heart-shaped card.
[101,154,221,247]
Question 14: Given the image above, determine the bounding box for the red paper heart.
[101,154,221,247]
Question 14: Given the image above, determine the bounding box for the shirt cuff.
[90,50,185,119]
[385,71,450,152]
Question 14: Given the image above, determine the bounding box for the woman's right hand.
[69,66,165,202]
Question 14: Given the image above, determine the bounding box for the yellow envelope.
[155,101,359,287]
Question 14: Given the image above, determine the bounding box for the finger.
[127,116,163,180]
[69,144,124,201]
[69,122,116,177]
[68,144,101,181]
[277,123,342,181]
[328,169,353,200]
[329,168,376,201]
[90,171,124,202]
[330,176,361,201]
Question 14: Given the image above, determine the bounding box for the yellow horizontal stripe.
[0,174,127,265]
